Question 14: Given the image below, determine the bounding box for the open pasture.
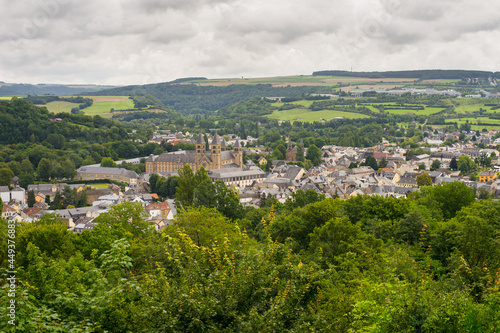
[267,107,369,123]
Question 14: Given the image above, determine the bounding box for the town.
[3,125,500,233]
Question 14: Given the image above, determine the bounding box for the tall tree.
[0,168,14,186]
[416,173,432,187]
[37,158,54,182]
[175,165,196,208]
[449,157,458,170]
[430,159,441,171]
[27,190,36,207]
[361,155,378,170]
[457,155,477,174]
[296,145,305,162]
[100,157,117,167]
[306,144,322,166]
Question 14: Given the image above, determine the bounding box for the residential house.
[478,170,498,182]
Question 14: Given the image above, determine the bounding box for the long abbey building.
[145,133,244,174]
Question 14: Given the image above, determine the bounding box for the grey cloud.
[0,0,499,85]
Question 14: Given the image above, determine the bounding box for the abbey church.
[145,133,243,174]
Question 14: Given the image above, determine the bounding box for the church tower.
[233,139,243,168]
[221,137,228,152]
[195,132,205,169]
[210,133,222,169]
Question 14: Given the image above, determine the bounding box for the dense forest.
[84,83,332,115]
[0,99,128,145]
[1,180,500,332]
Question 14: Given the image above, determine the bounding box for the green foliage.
[457,155,477,175]
[416,173,432,187]
[100,157,116,167]
[431,159,441,171]
[361,155,378,170]
[2,177,500,332]
[175,165,196,208]
[0,167,13,186]
[305,144,322,166]
[418,181,476,220]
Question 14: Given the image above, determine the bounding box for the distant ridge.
[0,83,118,96]
[312,69,500,80]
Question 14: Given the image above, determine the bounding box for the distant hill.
[0,98,128,144]
[312,69,500,80]
[83,82,330,115]
[0,83,118,96]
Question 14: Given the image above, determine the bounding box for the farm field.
[267,108,369,122]
[186,75,419,87]
[452,98,500,113]
[445,117,500,125]
[358,102,446,115]
[38,101,80,113]
[83,96,134,116]
[27,95,134,117]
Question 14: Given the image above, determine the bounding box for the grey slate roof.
[211,133,221,145]
[196,133,204,145]
[155,150,197,164]
[77,166,139,179]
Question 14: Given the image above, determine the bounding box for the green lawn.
[89,183,110,189]
[267,108,369,122]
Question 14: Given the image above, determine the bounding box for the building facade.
[146,133,244,174]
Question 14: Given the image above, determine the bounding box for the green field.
[452,98,500,114]
[267,108,369,122]
[446,117,500,125]
[444,117,500,130]
[83,96,134,117]
[38,101,80,113]
[358,102,446,115]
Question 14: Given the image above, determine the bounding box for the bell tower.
[195,132,205,170]
[210,132,222,169]
[233,139,243,168]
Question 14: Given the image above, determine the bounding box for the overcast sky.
[1,0,499,85]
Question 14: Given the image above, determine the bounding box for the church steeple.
[233,139,243,168]
[210,132,222,169]
[195,132,205,168]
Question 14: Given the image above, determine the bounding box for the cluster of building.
[3,130,500,231]
[1,182,176,232]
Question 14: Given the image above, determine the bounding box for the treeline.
[312,69,500,80]
[111,110,173,122]
[22,95,94,114]
[23,95,92,105]
[130,94,165,109]
[2,181,500,331]
[0,84,114,97]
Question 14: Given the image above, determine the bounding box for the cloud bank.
[0,0,499,85]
